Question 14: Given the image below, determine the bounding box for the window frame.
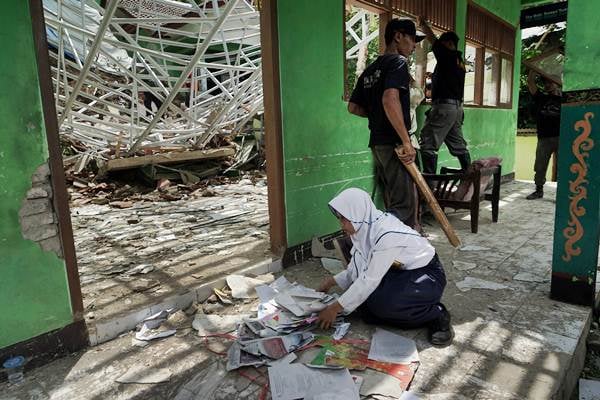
[343,0,457,100]
[464,1,516,109]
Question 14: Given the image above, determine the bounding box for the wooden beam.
[106,147,235,171]
[29,0,86,323]
[474,46,484,105]
[260,0,287,254]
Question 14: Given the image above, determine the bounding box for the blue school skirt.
[357,254,446,328]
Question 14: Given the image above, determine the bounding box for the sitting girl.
[317,188,453,346]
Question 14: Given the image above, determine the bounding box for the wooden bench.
[423,158,502,233]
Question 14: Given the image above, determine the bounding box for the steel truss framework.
[43,0,262,158]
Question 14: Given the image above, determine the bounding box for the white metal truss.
[43,0,263,158]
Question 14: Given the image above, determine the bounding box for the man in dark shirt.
[417,16,472,174]
[526,70,562,200]
[348,19,424,228]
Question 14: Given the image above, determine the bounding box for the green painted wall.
[563,1,600,91]
[278,0,375,245]
[278,0,521,246]
[0,1,73,348]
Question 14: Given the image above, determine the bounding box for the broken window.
[344,2,381,99]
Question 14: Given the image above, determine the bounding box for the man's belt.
[432,98,463,106]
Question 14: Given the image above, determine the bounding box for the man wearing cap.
[417,17,472,174]
[347,19,425,229]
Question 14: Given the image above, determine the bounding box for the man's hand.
[317,276,336,293]
[396,144,416,164]
[417,15,436,44]
[318,302,343,330]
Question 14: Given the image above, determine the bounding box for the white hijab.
[328,188,421,264]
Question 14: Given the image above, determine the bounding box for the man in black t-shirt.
[525,70,562,200]
[417,17,472,174]
[348,19,425,228]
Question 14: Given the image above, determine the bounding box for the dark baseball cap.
[385,19,426,44]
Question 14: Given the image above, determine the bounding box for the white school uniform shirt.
[329,188,435,313]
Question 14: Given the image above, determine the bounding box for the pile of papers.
[217,276,341,371]
[193,273,422,399]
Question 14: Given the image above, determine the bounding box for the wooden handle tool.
[395,146,461,247]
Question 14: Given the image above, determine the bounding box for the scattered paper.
[321,258,345,275]
[458,245,490,251]
[513,272,550,283]
[192,313,250,336]
[453,260,477,271]
[213,287,233,304]
[116,366,172,384]
[357,368,405,398]
[456,277,511,292]
[368,328,419,364]
[135,324,176,341]
[333,322,351,340]
[268,364,359,400]
[400,391,421,400]
[271,276,294,292]
[226,274,266,298]
[309,336,416,388]
[135,309,177,341]
[242,332,314,359]
[268,352,298,366]
[226,342,267,371]
[255,285,278,304]
[274,291,335,317]
[580,378,600,400]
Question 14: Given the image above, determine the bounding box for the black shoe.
[428,304,454,347]
[526,187,543,200]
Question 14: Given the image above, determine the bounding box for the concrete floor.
[70,179,270,326]
[1,180,593,399]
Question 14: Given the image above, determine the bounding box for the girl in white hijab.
[317,188,453,346]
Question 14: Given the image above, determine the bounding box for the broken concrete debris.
[19,162,63,258]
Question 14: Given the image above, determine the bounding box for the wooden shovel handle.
[395,146,461,248]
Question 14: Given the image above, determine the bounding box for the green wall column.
[550,1,600,305]
[0,1,73,348]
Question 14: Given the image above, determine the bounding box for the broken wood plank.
[106,147,235,172]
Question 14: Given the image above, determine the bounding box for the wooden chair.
[423,158,502,233]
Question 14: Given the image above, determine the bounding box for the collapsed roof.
[43,0,263,158]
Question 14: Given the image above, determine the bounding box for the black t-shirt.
[349,54,411,147]
[533,92,561,137]
[431,41,466,101]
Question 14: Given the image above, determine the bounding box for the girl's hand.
[318,302,343,329]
